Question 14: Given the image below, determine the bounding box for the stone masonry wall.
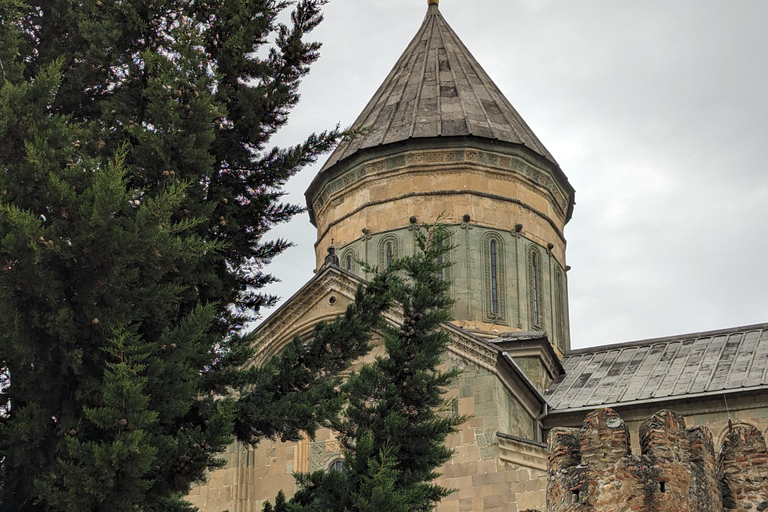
[545,408,768,512]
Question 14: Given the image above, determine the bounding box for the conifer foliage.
[286,225,465,512]
[0,1,396,510]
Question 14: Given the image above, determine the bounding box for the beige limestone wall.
[315,191,566,271]
[330,223,570,350]
[186,440,297,512]
[438,452,547,512]
[189,344,544,512]
[311,147,569,270]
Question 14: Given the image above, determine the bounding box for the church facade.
[188,2,768,511]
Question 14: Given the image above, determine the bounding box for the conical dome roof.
[320,3,558,173]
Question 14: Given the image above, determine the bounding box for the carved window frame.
[483,232,506,324]
[378,234,399,269]
[528,245,544,329]
[341,247,357,274]
[436,232,452,284]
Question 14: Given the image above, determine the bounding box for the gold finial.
[428,0,439,5]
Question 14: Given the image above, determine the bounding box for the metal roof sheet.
[546,323,768,411]
[319,3,558,173]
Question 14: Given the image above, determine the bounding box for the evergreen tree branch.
[279,224,468,512]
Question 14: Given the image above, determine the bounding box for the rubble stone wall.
[545,408,768,512]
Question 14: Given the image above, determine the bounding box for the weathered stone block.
[546,408,768,512]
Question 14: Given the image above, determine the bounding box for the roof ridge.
[408,12,435,139]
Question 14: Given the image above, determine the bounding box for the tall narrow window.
[341,248,357,275]
[531,252,539,323]
[483,233,506,324]
[527,246,544,329]
[434,235,451,296]
[378,235,399,269]
[490,240,498,315]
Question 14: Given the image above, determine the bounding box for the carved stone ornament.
[312,148,569,221]
[483,232,507,325]
[250,268,359,365]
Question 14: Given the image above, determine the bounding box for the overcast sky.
[261,0,768,350]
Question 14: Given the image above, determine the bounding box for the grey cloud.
[262,0,768,348]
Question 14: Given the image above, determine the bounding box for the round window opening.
[329,459,344,472]
[328,296,337,306]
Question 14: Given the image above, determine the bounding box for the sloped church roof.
[319,2,559,173]
[547,323,768,413]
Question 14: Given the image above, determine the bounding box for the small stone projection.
[535,408,768,512]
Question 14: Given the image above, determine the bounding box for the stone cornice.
[308,142,573,226]
[315,189,568,247]
[490,334,565,383]
[497,433,547,471]
[248,266,362,365]
[444,326,500,372]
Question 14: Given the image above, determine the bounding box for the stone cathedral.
[188,2,768,511]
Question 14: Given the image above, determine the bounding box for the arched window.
[434,233,452,284]
[532,252,539,321]
[483,233,506,324]
[329,459,344,472]
[378,234,399,268]
[341,248,357,275]
[528,246,544,329]
[490,240,498,315]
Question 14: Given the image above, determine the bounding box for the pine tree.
[0,1,396,510]
[285,225,466,512]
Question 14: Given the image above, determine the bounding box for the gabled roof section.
[546,323,768,412]
[320,3,558,173]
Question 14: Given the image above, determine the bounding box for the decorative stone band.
[249,266,502,367]
[497,432,547,471]
[545,408,768,512]
[445,329,499,372]
[248,268,360,365]
[250,270,500,375]
[314,189,568,249]
[311,148,570,221]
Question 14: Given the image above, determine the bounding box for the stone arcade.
[188,2,768,511]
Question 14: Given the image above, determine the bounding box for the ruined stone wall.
[545,408,768,512]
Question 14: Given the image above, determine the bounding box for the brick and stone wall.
[545,408,768,512]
